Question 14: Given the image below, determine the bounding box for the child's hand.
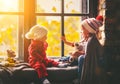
[72,51,83,57]
[61,36,66,43]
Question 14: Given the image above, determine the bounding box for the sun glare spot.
[0,0,18,12]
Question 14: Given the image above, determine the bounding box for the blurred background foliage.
[0,15,18,56]
[37,16,81,57]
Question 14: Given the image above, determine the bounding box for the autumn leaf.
[52,6,57,12]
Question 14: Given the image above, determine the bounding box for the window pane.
[37,16,61,57]
[64,0,89,14]
[36,0,61,13]
[0,0,24,12]
[64,16,82,56]
[0,15,24,58]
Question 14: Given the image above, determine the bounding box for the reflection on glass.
[0,0,24,12]
[0,15,20,57]
[37,16,61,57]
[36,0,61,13]
[64,16,82,56]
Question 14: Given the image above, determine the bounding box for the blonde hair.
[25,25,48,40]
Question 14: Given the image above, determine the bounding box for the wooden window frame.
[24,0,98,62]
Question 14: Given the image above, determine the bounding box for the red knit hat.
[81,15,103,33]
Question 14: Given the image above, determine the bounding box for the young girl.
[25,25,64,84]
[62,15,106,84]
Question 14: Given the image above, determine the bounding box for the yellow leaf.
[71,9,77,13]
[52,6,56,12]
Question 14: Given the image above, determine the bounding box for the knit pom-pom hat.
[25,25,48,40]
[81,15,103,33]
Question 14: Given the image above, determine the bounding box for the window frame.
[0,0,24,60]
[24,0,98,61]
[0,0,98,61]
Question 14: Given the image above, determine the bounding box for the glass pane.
[64,0,89,14]
[0,0,24,12]
[0,15,23,58]
[36,0,61,13]
[64,16,82,56]
[37,16,61,57]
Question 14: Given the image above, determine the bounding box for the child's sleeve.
[45,58,59,67]
[29,45,44,62]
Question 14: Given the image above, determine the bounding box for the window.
[0,0,97,61]
[35,0,90,57]
[0,0,24,60]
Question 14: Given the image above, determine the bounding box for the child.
[79,15,107,84]
[25,25,66,84]
[61,15,105,84]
